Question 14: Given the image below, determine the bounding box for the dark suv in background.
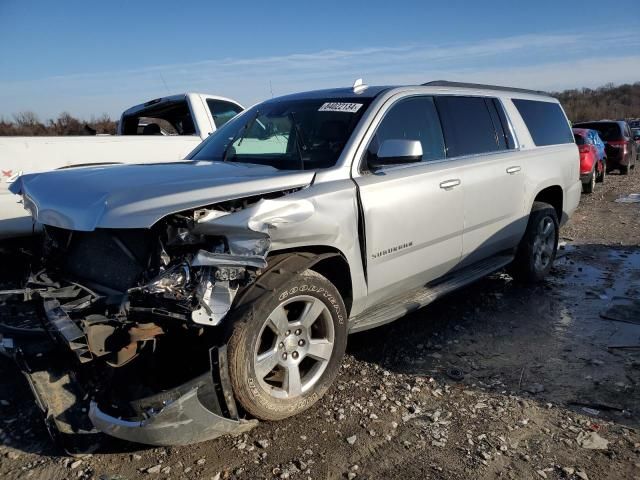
[573,120,637,174]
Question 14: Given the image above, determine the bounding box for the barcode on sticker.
[318,102,363,113]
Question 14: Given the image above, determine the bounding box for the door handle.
[439,179,461,189]
[506,166,521,174]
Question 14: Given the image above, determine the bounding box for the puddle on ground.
[615,193,640,203]
[350,244,640,427]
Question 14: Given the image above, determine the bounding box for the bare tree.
[0,111,117,136]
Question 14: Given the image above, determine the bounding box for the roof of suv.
[574,120,626,127]
[421,80,547,96]
[267,80,552,104]
[264,86,392,103]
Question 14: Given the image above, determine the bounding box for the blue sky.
[1,0,639,120]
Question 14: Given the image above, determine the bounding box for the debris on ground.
[576,431,609,450]
[600,297,640,325]
[524,383,545,394]
[445,367,465,381]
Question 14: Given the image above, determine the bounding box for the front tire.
[509,202,559,283]
[227,269,347,421]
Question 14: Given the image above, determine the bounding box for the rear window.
[121,99,196,136]
[572,122,623,142]
[435,96,508,157]
[512,99,573,146]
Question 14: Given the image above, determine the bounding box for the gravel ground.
[0,170,639,480]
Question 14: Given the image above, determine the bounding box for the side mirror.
[368,139,423,169]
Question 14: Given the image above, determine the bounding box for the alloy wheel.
[253,295,335,400]
[532,215,555,272]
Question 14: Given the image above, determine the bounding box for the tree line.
[0,111,117,136]
[0,81,638,136]
[552,82,640,122]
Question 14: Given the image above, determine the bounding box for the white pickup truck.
[0,93,243,239]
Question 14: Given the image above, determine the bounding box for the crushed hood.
[10,161,314,231]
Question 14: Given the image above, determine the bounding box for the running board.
[349,253,513,333]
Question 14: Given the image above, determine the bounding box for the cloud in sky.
[1,30,639,119]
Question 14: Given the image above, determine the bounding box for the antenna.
[159,73,170,95]
[352,78,368,94]
[269,80,274,98]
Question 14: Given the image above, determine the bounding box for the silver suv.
[7,81,581,447]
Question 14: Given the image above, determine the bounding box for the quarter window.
[512,99,573,146]
[490,99,516,149]
[368,96,446,162]
[434,96,506,157]
[206,100,243,128]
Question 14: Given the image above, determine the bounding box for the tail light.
[609,140,627,154]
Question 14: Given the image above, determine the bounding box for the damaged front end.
[2,199,277,447]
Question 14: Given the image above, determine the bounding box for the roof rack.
[422,80,548,96]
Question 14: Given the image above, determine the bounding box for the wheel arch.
[531,185,563,222]
[233,246,353,317]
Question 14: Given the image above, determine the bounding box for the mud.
[0,171,639,480]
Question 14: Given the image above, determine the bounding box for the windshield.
[188,97,372,170]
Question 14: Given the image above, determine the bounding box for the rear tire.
[227,269,347,421]
[596,159,606,183]
[620,165,629,175]
[509,202,559,283]
[582,171,595,193]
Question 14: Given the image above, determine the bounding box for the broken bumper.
[88,345,257,446]
[89,388,257,446]
[1,316,257,448]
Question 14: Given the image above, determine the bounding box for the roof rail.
[422,80,548,96]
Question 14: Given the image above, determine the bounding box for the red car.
[573,128,605,193]
[573,121,637,175]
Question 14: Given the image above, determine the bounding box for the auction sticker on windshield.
[318,102,363,113]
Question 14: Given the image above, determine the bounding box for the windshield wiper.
[288,111,309,170]
[222,110,260,162]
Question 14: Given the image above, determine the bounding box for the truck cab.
[118,93,244,139]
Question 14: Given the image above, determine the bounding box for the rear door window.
[512,99,573,146]
[435,96,506,157]
[207,100,243,128]
[369,96,446,162]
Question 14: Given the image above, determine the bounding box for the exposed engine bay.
[42,194,272,353]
